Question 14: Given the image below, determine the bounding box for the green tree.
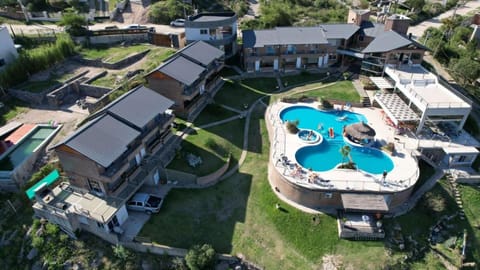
[406,0,425,12]
[112,244,131,261]
[148,0,189,24]
[339,145,351,165]
[449,57,480,86]
[185,244,216,270]
[59,10,87,35]
[48,0,68,10]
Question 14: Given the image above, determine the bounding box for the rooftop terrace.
[385,64,471,109]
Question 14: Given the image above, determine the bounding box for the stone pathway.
[446,173,466,220]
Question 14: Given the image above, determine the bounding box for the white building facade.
[0,26,18,69]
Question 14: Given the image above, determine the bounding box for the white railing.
[269,102,420,192]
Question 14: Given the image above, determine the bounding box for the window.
[87,179,103,194]
[200,29,208,35]
[458,155,466,162]
[96,222,104,228]
[287,45,296,54]
[324,192,332,199]
[266,46,275,55]
[411,53,422,60]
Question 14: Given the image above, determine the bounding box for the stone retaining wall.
[8,88,50,105]
[73,49,150,70]
[79,71,112,98]
[46,71,90,107]
[196,157,230,186]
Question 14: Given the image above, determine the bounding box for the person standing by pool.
[382,170,388,183]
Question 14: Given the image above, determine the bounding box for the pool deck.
[269,102,419,193]
[4,124,37,145]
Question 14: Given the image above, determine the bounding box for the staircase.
[446,173,466,220]
[362,96,371,107]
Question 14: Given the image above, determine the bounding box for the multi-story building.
[145,41,224,120]
[185,12,238,57]
[33,86,176,239]
[242,9,427,74]
[242,25,358,72]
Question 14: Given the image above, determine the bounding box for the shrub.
[338,162,356,170]
[23,163,57,191]
[319,98,333,110]
[285,120,299,134]
[0,35,76,89]
[185,244,216,270]
[382,142,395,154]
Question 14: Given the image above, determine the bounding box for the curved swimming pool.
[280,106,394,174]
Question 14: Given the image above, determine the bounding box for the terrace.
[268,102,419,193]
[380,64,472,134]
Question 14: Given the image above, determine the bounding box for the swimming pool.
[2,126,57,168]
[280,106,394,174]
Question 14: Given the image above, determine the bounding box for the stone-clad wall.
[73,49,150,70]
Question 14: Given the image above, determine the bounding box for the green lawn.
[392,180,460,246]
[281,72,328,87]
[90,72,123,88]
[214,78,277,110]
[193,104,238,127]
[459,184,480,262]
[0,98,28,125]
[141,47,177,73]
[16,72,77,93]
[80,44,152,63]
[167,119,244,176]
[142,79,478,269]
[288,80,361,103]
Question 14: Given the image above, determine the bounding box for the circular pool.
[297,129,322,144]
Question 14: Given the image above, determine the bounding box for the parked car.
[124,24,147,29]
[127,193,163,214]
[170,19,185,27]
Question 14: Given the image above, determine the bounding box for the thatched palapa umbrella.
[344,121,376,140]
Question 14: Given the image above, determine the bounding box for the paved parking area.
[121,211,151,241]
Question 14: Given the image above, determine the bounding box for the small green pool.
[0,127,57,170]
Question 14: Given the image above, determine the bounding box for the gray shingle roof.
[157,55,205,86]
[318,24,360,39]
[179,41,224,66]
[107,86,174,129]
[275,27,328,45]
[362,31,412,53]
[361,22,385,37]
[242,25,359,48]
[64,114,140,168]
[242,29,279,48]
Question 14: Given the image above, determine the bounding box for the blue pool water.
[4,127,56,168]
[280,106,394,174]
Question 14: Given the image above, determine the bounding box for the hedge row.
[0,35,76,89]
